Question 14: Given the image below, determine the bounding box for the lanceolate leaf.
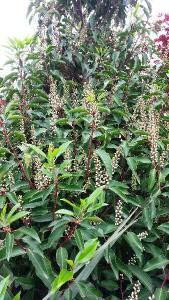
[50,141,72,160]
[95,149,112,179]
[27,144,47,159]
[51,269,73,293]
[74,229,84,250]
[28,250,54,288]
[7,211,29,225]
[18,227,41,243]
[74,239,99,265]
[147,168,156,191]
[55,209,74,216]
[0,276,10,300]
[144,257,169,272]
[154,288,168,300]
[125,232,143,261]
[128,265,153,292]
[143,207,153,230]
[127,157,140,184]
[64,210,138,298]
[158,223,169,235]
[56,247,68,269]
[85,187,104,207]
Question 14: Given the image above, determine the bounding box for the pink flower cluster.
[154,14,169,58]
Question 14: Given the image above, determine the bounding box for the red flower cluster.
[154,14,169,59]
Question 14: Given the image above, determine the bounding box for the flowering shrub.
[0,1,169,299]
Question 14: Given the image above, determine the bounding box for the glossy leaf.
[51,269,73,293]
[144,257,169,272]
[75,239,99,265]
[96,149,112,179]
[0,276,10,300]
[56,247,68,269]
[128,265,153,292]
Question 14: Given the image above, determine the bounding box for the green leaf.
[154,288,168,300]
[86,187,103,207]
[7,211,29,225]
[143,207,153,230]
[125,232,143,261]
[68,210,138,298]
[144,257,169,272]
[7,203,20,219]
[0,148,9,157]
[128,265,153,292]
[18,227,41,243]
[85,216,103,223]
[0,276,10,300]
[28,250,54,287]
[13,292,21,300]
[66,260,74,268]
[74,229,84,250]
[127,157,140,183]
[51,269,73,293]
[159,168,169,184]
[64,289,72,300]
[15,277,34,289]
[109,185,129,202]
[48,227,66,248]
[147,168,156,191]
[27,144,47,159]
[115,260,132,281]
[134,157,151,164]
[6,193,18,205]
[24,153,32,168]
[75,281,102,299]
[56,248,68,269]
[56,209,74,216]
[95,149,112,179]
[158,223,169,235]
[61,199,78,210]
[5,233,14,261]
[50,141,72,161]
[0,162,14,180]
[0,204,7,223]
[75,239,99,265]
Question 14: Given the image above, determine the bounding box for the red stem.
[120,274,124,300]
[161,271,169,289]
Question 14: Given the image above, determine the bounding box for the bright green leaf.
[75,239,99,265]
[51,269,73,293]
[0,276,10,300]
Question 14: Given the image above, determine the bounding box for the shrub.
[0,1,169,299]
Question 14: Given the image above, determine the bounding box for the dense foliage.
[0,1,169,299]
